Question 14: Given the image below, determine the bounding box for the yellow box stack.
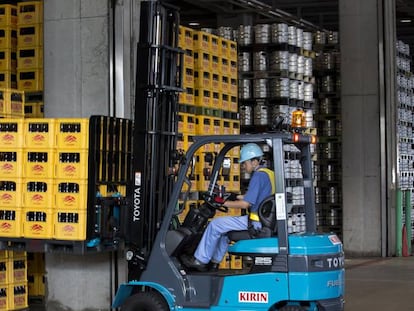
[176,27,243,270]
[17,1,43,92]
[0,4,17,91]
[0,250,28,311]
[0,117,89,242]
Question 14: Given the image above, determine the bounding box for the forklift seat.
[227,195,277,241]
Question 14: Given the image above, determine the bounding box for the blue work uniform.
[194,166,274,264]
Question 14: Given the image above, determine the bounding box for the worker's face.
[241,159,255,173]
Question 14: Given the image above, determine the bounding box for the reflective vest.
[249,167,275,222]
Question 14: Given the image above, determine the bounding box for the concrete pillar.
[42,0,132,309]
[340,0,396,256]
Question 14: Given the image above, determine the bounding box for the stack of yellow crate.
[0,250,28,311]
[0,118,89,241]
[0,3,17,90]
[52,118,89,241]
[177,27,243,270]
[17,1,43,92]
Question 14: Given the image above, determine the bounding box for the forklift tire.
[122,291,169,311]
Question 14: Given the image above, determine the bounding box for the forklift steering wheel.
[202,192,229,213]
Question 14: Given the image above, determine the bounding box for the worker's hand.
[224,192,238,201]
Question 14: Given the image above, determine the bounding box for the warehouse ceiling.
[166,0,414,52]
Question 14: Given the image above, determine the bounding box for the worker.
[182,143,275,272]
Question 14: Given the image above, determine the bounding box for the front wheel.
[122,291,169,311]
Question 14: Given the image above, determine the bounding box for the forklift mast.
[126,0,182,278]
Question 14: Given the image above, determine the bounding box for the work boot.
[181,255,209,272]
[208,261,219,272]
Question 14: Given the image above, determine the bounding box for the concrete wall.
[44,0,110,117]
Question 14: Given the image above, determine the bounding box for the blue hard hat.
[239,143,264,163]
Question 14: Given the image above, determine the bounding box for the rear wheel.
[121,291,169,311]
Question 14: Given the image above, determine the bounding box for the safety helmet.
[239,143,264,163]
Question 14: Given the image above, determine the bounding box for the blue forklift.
[112,1,344,310]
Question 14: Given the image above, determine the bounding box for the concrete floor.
[345,256,414,310]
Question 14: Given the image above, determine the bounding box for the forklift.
[112,1,344,310]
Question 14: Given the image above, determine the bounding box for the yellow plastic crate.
[8,281,28,310]
[211,92,221,110]
[221,94,230,111]
[0,119,24,150]
[210,34,219,55]
[194,70,211,89]
[0,251,7,260]
[24,150,54,179]
[194,51,211,71]
[0,27,16,49]
[54,210,86,240]
[230,95,238,112]
[221,75,229,94]
[220,57,229,75]
[0,150,23,178]
[55,150,88,180]
[18,1,43,24]
[193,31,211,51]
[178,26,193,50]
[229,79,237,96]
[182,67,194,88]
[0,70,16,89]
[219,38,229,57]
[212,117,222,135]
[17,47,43,69]
[0,49,16,71]
[178,87,194,105]
[0,208,22,238]
[211,73,220,92]
[24,101,44,118]
[230,60,237,78]
[27,273,44,297]
[231,120,240,135]
[0,260,7,285]
[23,208,53,239]
[23,179,54,208]
[195,115,213,135]
[194,88,211,108]
[24,118,55,149]
[55,180,87,210]
[55,118,90,149]
[211,55,220,73]
[0,179,22,207]
[18,23,42,47]
[183,49,193,68]
[17,68,43,91]
[0,284,8,310]
[178,112,196,135]
[9,90,24,118]
[0,5,17,26]
[230,255,243,269]
[228,40,237,60]
[8,257,27,283]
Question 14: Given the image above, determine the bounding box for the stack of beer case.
[16,0,43,93]
[178,26,242,270]
[0,2,24,119]
[0,250,28,311]
[0,118,89,242]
